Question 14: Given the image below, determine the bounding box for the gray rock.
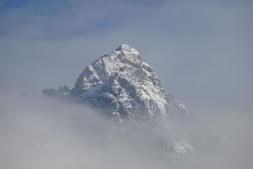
[43,44,190,121]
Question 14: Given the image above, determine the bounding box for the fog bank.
[0,93,252,169]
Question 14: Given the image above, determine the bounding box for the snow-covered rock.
[43,43,193,156]
[44,44,190,121]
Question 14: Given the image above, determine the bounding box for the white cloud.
[0,93,252,169]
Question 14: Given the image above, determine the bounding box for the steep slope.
[43,44,193,156]
[43,44,189,121]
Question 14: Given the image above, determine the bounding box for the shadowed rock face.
[43,44,190,121]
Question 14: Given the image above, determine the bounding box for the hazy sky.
[0,0,252,107]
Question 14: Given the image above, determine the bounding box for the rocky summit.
[43,44,190,122]
[43,44,194,156]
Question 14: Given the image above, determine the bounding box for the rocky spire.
[43,44,190,121]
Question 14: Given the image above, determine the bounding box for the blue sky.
[0,0,252,107]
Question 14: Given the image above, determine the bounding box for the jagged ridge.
[43,44,190,122]
[43,43,194,156]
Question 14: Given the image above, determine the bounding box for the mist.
[0,92,252,169]
[0,93,163,169]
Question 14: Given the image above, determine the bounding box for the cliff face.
[43,44,193,156]
[44,44,189,122]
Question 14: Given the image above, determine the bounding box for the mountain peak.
[114,43,141,65]
[42,44,193,156]
[115,43,140,56]
[116,43,135,52]
[43,44,190,121]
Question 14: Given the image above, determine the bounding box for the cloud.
[0,93,154,169]
[0,92,252,169]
